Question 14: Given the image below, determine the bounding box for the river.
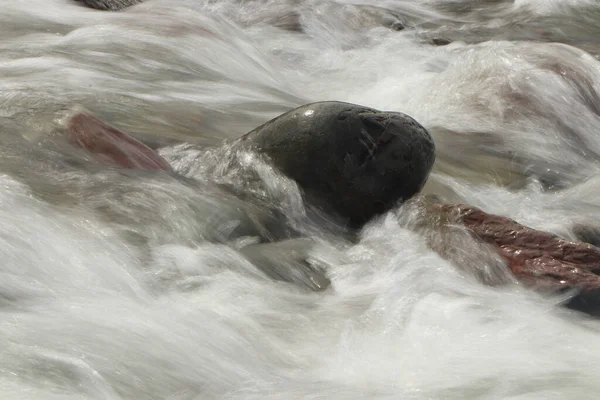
[2,0,600,398]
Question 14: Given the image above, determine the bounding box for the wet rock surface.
[238,101,436,228]
[427,202,600,314]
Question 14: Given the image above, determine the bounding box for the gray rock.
[238,101,435,228]
[74,0,144,11]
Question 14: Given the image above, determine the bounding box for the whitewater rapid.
[3,0,600,398]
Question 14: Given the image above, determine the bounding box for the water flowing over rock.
[67,113,173,172]
[310,3,407,32]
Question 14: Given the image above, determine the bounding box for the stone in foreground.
[239,102,435,227]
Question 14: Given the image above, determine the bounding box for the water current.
[3,0,600,398]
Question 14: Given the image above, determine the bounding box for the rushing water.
[3,0,600,398]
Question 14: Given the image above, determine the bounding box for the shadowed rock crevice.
[74,0,144,11]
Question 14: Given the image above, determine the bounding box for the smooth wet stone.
[74,0,143,11]
[238,102,436,228]
[67,113,173,172]
[430,203,600,315]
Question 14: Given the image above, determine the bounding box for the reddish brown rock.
[434,203,600,314]
[67,113,173,172]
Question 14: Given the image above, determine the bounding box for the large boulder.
[237,102,436,228]
[74,0,144,11]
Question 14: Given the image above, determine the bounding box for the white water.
[3,0,600,398]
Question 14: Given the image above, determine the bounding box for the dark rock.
[238,102,435,228]
[67,113,173,172]
[430,203,600,315]
[74,0,144,11]
[431,38,452,46]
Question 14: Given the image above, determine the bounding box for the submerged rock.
[67,113,173,172]
[74,0,144,11]
[350,4,406,31]
[239,238,333,291]
[238,101,436,228]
